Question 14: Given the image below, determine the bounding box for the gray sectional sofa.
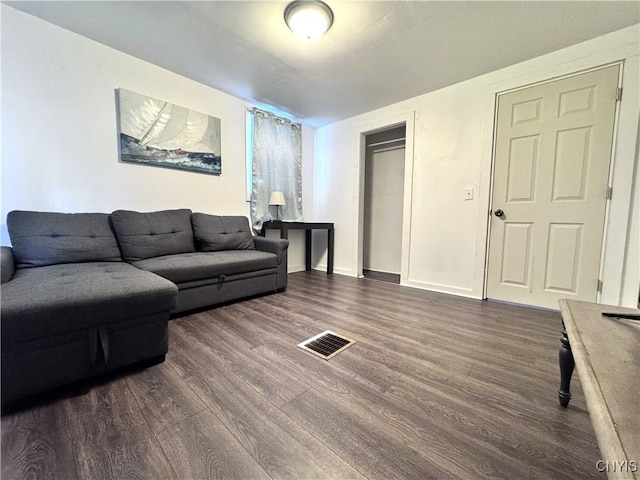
[0,209,288,411]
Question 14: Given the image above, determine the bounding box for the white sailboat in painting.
[118,89,222,175]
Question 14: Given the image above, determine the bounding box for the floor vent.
[298,330,356,360]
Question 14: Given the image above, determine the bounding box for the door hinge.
[597,279,603,293]
[616,87,623,102]
[606,186,613,200]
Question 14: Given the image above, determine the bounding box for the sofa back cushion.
[7,210,122,268]
[111,209,195,262]
[191,213,255,251]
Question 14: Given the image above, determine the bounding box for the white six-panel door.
[487,65,620,309]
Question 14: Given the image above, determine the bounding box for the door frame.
[354,111,415,284]
[483,61,625,304]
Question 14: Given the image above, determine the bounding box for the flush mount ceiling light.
[284,0,334,41]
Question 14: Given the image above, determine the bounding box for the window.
[247,107,303,232]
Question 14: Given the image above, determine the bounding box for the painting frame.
[116,88,222,175]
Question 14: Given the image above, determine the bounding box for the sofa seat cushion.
[7,211,122,268]
[1,262,178,347]
[131,251,278,284]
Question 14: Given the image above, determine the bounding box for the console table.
[260,221,334,274]
[558,299,639,479]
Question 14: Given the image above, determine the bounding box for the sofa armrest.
[254,237,289,264]
[1,246,15,284]
[254,237,289,290]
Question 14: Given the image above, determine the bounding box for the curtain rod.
[247,106,301,128]
[366,137,406,148]
[368,145,406,154]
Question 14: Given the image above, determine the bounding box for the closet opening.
[362,124,406,284]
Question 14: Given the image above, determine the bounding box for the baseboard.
[315,265,354,276]
[402,279,480,300]
[287,264,306,273]
[363,267,400,275]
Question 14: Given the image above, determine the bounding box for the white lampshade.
[284,1,334,41]
[269,191,286,206]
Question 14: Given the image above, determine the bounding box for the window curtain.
[249,108,303,232]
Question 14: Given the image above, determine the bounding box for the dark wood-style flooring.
[1,271,604,479]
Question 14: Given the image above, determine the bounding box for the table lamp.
[269,191,286,221]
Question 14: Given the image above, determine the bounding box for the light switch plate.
[465,187,474,200]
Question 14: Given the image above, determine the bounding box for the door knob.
[494,209,504,217]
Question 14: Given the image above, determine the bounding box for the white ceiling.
[6,1,640,127]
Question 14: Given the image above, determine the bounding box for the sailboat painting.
[117,89,221,175]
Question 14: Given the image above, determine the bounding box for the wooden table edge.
[558,299,638,480]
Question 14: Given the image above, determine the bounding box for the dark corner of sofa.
[1,245,15,284]
[253,236,289,291]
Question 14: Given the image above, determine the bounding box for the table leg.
[305,229,312,270]
[558,322,575,407]
[327,227,334,274]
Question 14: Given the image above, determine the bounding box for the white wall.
[0,6,314,271]
[314,25,640,307]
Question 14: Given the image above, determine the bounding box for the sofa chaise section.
[1,211,178,410]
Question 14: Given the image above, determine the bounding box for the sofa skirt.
[173,268,278,314]
[1,312,168,412]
